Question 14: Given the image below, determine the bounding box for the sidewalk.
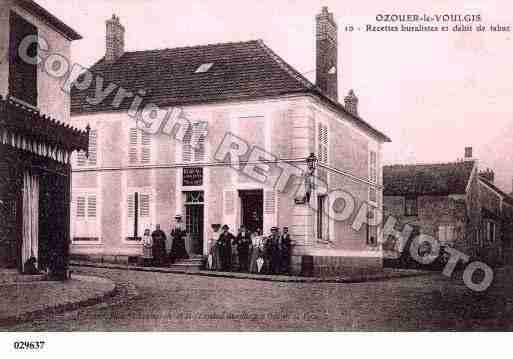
[0,274,116,328]
[70,260,431,283]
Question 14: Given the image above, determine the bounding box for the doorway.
[239,190,263,234]
[184,191,204,255]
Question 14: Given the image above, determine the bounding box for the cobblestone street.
[8,266,513,331]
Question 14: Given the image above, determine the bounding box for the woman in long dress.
[249,229,264,273]
[141,228,153,267]
[208,224,221,270]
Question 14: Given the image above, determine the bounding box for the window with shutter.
[87,195,97,218]
[318,123,329,182]
[140,194,150,217]
[141,131,151,163]
[127,194,135,218]
[129,128,138,164]
[77,129,98,167]
[370,151,377,183]
[77,151,87,167]
[264,190,276,214]
[183,122,207,163]
[88,130,98,166]
[77,196,86,218]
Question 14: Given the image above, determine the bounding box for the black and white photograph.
[0,0,513,356]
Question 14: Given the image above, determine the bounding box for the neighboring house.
[383,149,513,266]
[0,1,88,275]
[69,7,390,275]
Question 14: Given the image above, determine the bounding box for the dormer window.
[194,63,214,73]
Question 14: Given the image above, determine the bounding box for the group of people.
[207,225,293,275]
[140,214,189,267]
[140,214,294,275]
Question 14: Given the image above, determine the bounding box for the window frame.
[404,196,418,217]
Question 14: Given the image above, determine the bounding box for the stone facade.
[70,94,386,274]
[383,163,512,266]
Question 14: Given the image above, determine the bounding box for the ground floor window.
[126,191,152,241]
[317,195,329,241]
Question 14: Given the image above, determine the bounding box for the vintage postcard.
[0,0,512,356]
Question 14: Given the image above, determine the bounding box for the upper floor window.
[483,221,496,244]
[317,122,329,182]
[405,196,418,216]
[77,129,98,167]
[183,122,207,163]
[438,224,454,244]
[129,128,152,164]
[369,151,377,183]
[76,195,97,220]
[9,12,38,107]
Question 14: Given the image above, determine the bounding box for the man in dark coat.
[151,224,167,266]
[218,224,234,271]
[169,214,189,264]
[266,227,281,274]
[235,225,251,272]
[280,227,293,274]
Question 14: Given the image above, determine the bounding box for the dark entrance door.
[39,171,70,273]
[239,190,263,234]
[184,191,204,255]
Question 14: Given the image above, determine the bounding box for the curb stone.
[70,261,432,284]
[0,274,117,328]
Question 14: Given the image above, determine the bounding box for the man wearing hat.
[169,214,189,264]
[266,226,281,274]
[218,224,235,271]
[280,227,293,274]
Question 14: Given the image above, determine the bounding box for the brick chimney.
[479,168,495,183]
[344,89,358,116]
[464,146,473,159]
[105,14,125,63]
[316,6,338,101]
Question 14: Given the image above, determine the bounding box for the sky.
[37,0,513,192]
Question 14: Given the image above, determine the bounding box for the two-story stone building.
[0,0,88,275]
[383,148,513,266]
[69,7,390,275]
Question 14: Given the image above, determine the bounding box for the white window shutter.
[77,196,86,218]
[128,194,135,218]
[129,128,138,164]
[141,131,151,163]
[87,195,97,218]
[264,190,276,214]
[88,130,98,166]
[140,194,150,217]
[77,151,86,167]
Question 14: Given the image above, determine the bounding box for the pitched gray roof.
[383,161,476,196]
[71,40,390,142]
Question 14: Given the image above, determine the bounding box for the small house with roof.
[383,148,513,265]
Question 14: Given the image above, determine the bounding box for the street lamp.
[295,153,318,204]
[306,152,318,174]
